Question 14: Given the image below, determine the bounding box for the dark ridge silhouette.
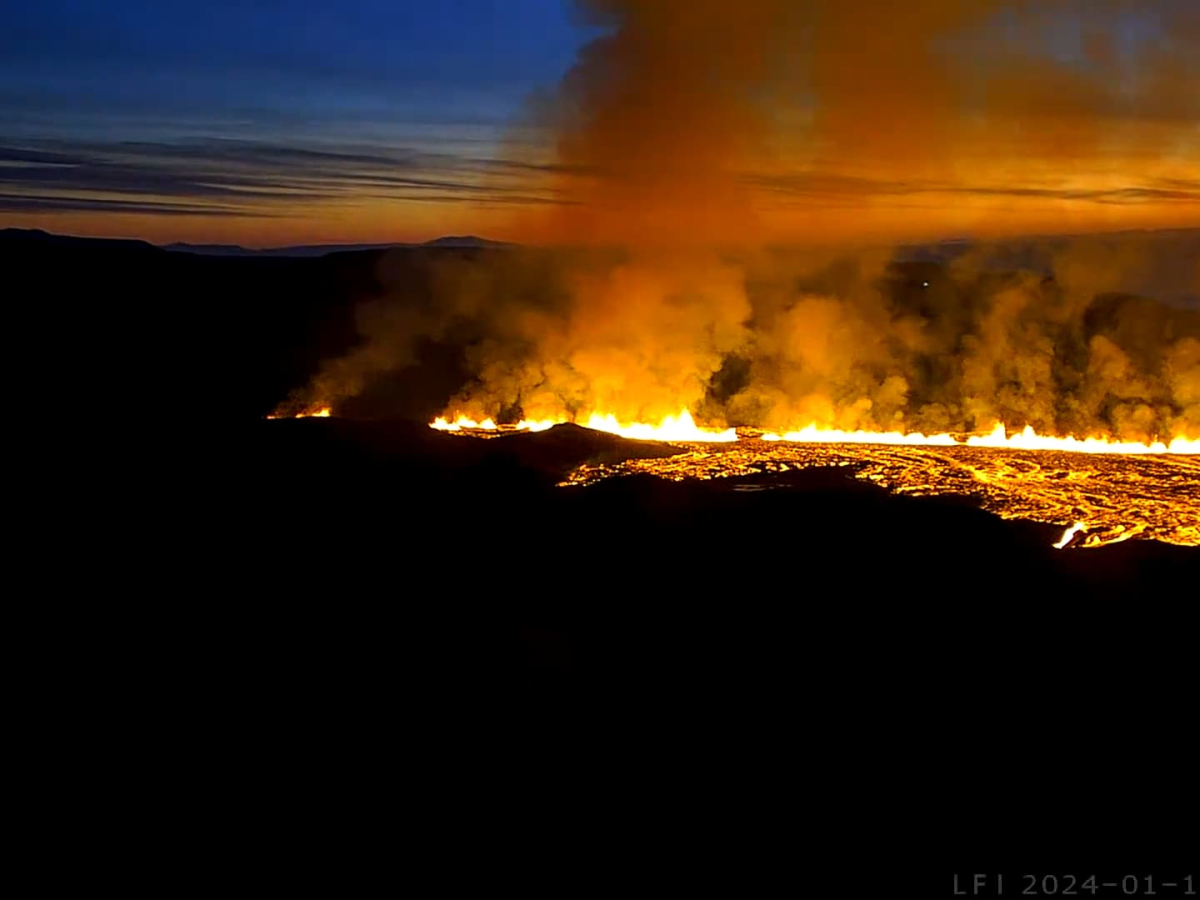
[421,235,515,249]
[162,234,513,257]
[0,226,160,254]
[164,240,410,258]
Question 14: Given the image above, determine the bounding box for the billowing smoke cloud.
[513,0,1200,245]
[284,0,1200,440]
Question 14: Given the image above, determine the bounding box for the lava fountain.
[267,407,331,420]
[430,410,1198,455]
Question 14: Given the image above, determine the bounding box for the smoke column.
[288,0,1200,440]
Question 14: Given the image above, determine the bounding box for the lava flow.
[763,422,1200,454]
[565,437,1199,549]
[964,424,1198,455]
[431,415,556,433]
[431,409,1198,455]
[428,409,1199,549]
[267,407,331,419]
[581,410,737,442]
[431,409,736,441]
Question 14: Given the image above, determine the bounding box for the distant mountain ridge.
[7,225,1194,261]
[1,225,1195,304]
[162,234,515,257]
[0,227,160,253]
[0,228,517,258]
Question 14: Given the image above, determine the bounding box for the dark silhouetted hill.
[1,227,159,254]
[2,228,494,422]
[163,234,514,257]
[421,235,515,249]
[164,240,409,258]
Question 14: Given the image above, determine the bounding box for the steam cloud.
[285,0,1200,441]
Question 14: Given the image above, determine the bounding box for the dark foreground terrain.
[198,415,1196,855]
[214,416,1197,665]
[10,229,1196,861]
[10,225,1194,666]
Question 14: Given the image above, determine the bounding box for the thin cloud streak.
[0,138,574,217]
[0,192,263,216]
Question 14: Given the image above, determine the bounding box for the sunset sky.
[0,0,590,245]
[2,0,1197,247]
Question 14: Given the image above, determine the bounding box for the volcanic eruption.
[273,0,1200,549]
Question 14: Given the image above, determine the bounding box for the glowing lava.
[515,419,560,432]
[582,410,737,442]
[561,439,1199,549]
[762,425,958,446]
[431,416,497,431]
[427,410,1197,454]
[1053,522,1086,549]
[429,409,735,441]
[764,422,1196,454]
[268,407,331,419]
[410,409,1200,549]
[965,423,1198,455]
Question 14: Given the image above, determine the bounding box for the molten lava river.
[431,414,1200,549]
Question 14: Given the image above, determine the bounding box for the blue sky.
[0,0,591,242]
[1,0,583,140]
[1,1,1196,245]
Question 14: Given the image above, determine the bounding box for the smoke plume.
[286,0,1200,440]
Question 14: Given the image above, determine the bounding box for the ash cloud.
[289,1,1200,440]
